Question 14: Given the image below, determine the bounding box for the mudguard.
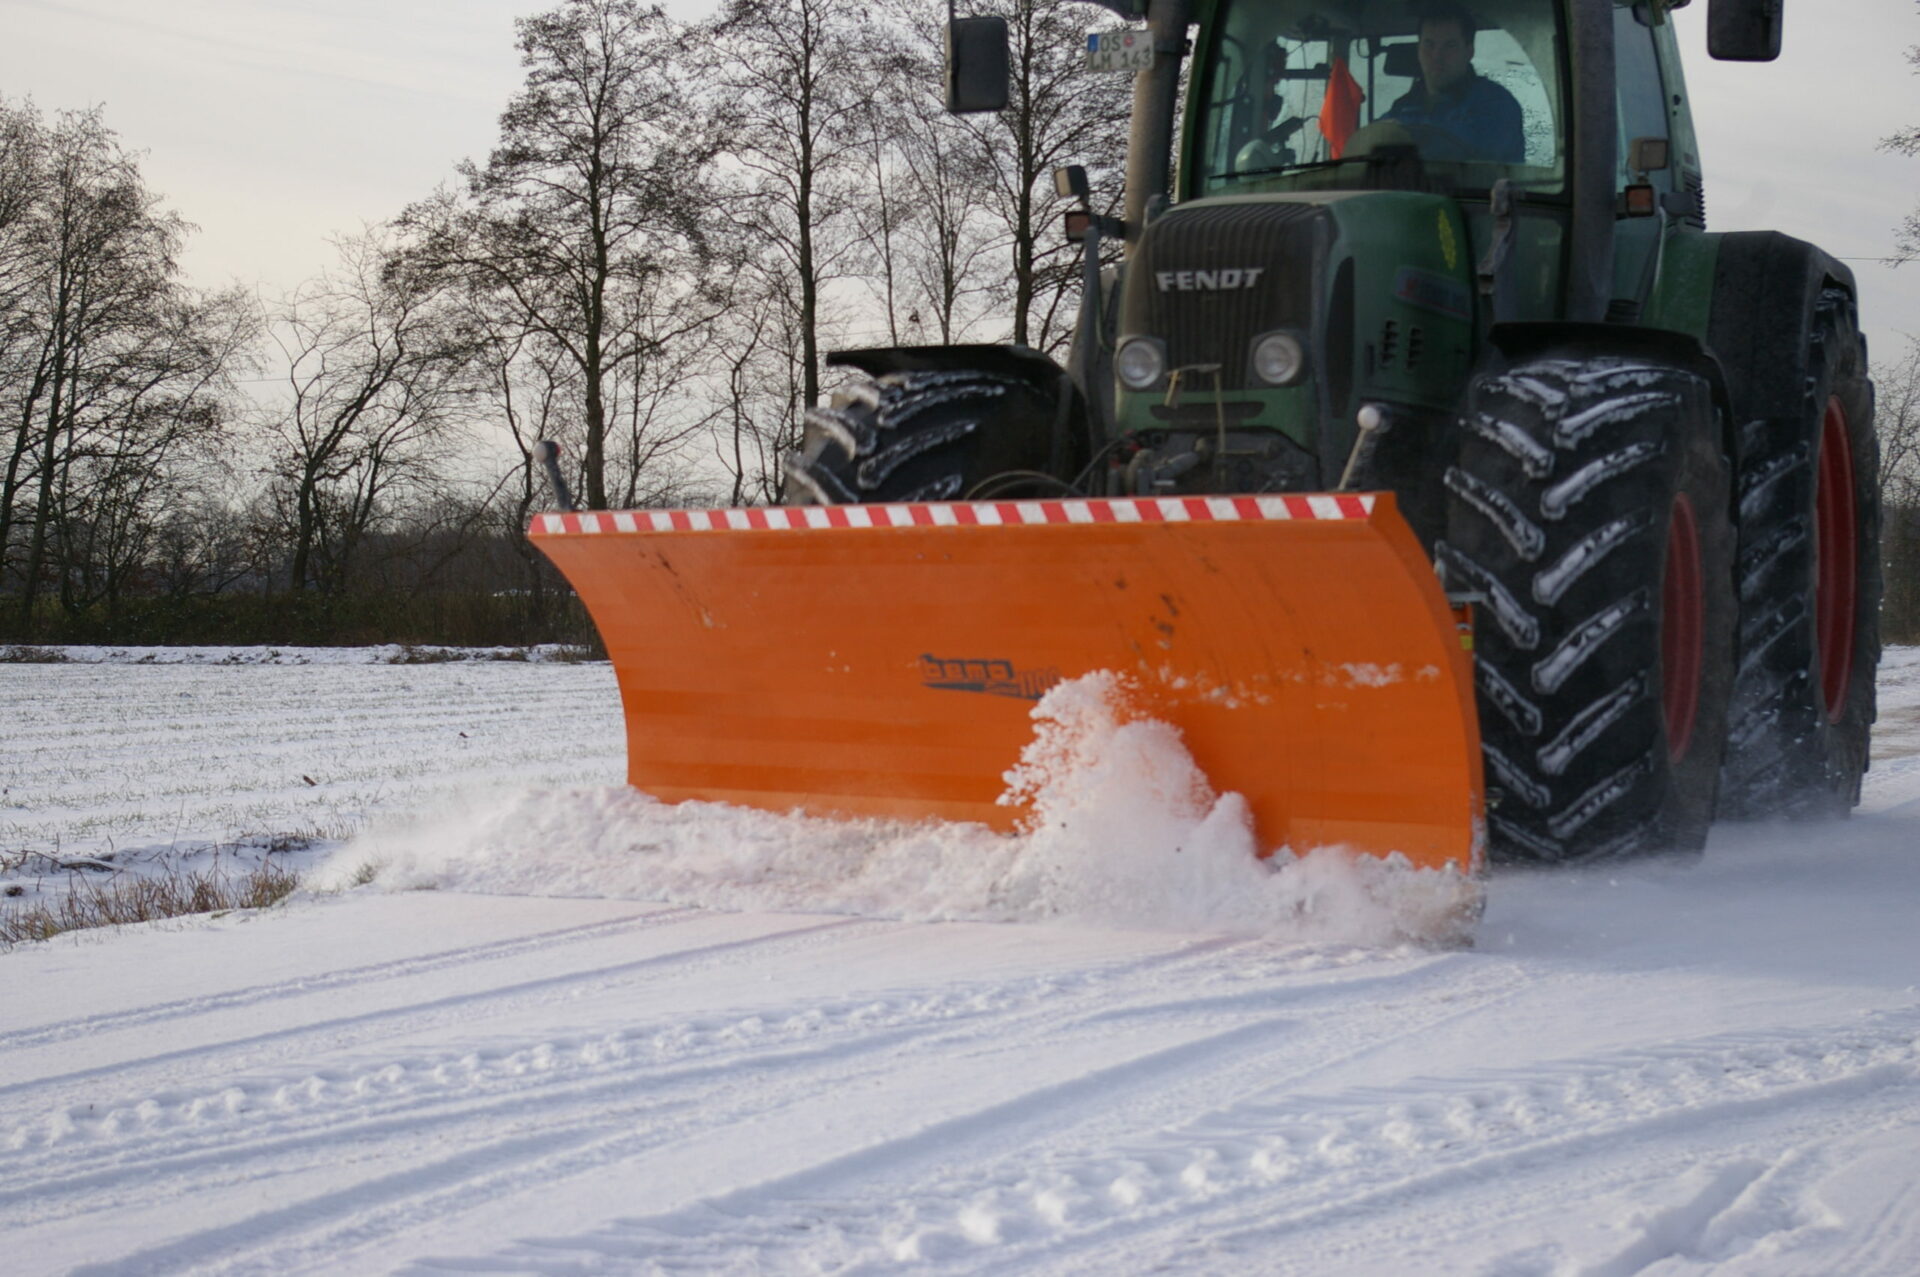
[531,493,1483,874]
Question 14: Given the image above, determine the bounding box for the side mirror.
[946,16,1010,114]
[1707,0,1783,62]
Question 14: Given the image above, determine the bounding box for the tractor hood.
[1115,191,1478,484]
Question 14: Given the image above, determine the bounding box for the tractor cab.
[1107,0,1708,523]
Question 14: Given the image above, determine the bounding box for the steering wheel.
[1234,138,1295,173]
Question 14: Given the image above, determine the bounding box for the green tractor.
[786,0,1880,864]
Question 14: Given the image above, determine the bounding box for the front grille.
[1123,201,1325,388]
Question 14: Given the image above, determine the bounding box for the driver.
[1384,2,1525,163]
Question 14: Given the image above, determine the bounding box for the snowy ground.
[3,647,1919,1274]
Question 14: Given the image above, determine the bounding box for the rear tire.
[1440,353,1736,864]
[1719,287,1882,819]
[784,370,1062,505]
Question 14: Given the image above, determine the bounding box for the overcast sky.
[2,0,1917,355]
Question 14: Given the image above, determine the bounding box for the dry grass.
[0,644,69,663]
[388,644,473,664]
[388,644,595,664]
[0,858,300,949]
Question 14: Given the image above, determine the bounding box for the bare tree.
[850,84,916,347]
[52,284,253,619]
[848,38,1005,346]
[400,0,724,511]
[708,0,871,434]
[261,230,472,595]
[471,306,578,620]
[945,0,1130,354]
[1878,336,1920,505]
[0,101,248,628]
[896,91,1008,344]
[148,469,258,604]
[0,101,43,329]
[1876,336,1920,641]
[708,267,808,503]
[1885,13,1920,264]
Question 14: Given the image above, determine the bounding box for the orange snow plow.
[530,493,1483,874]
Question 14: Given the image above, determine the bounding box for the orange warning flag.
[1319,57,1366,159]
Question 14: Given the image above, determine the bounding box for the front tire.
[1440,353,1737,864]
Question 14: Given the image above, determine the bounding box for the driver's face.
[1418,20,1474,95]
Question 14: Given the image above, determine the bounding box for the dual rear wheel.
[1447,306,1880,865]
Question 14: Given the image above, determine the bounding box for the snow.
[328,768,1471,948]
[3,648,1919,1273]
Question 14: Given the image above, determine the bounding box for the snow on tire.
[1440,354,1736,864]
[783,369,1059,505]
[1719,287,1882,820]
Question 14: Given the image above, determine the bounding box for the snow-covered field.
[3,647,1919,1274]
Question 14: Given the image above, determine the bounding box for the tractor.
[781,0,1881,863]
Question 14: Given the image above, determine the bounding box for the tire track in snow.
[2,935,1268,1248]
[0,913,888,1110]
[4,1022,926,1231]
[1148,1055,1920,1274]
[349,952,1528,1267]
[42,992,1375,1277]
[61,1016,1312,1277]
[1,943,1512,1269]
[444,1005,1920,1274]
[2,929,1256,1172]
[0,907,697,1053]
[952,1009,1920,1272]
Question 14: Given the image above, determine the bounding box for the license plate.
[1086,31,1153,73]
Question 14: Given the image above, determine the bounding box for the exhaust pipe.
[534,440,577,513]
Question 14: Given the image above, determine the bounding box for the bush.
[0,588,600,650]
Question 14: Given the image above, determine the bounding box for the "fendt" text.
[1155,268,1265,292]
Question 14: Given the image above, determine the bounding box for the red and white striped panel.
[531,494,1377,536]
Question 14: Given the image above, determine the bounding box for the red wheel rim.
[1662,494,1704,762]
[1815,395,1859,722]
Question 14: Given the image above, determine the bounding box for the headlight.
[1116,337,1165,390]
[1251,332,1306,386]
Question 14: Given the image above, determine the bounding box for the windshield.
[1190,0,1567,196]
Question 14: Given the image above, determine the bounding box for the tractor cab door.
[1606,1,1712,331]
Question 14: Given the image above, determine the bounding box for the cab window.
[1192,0,1567,197]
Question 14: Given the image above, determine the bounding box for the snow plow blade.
[530,494,1482,873]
